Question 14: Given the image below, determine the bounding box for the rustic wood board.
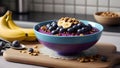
[3,42,120,68]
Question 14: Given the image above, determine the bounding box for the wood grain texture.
[3,42,120,68]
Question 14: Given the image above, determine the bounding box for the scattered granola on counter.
[19,45,40,56]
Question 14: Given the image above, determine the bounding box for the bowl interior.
[34,20,103,34]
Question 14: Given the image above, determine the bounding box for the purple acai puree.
[38,27,99,36]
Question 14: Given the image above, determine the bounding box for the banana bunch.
[0,11,26,42]
[0,11,37,42]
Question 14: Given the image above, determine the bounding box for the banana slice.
[57,20,63,26]
[62,22,72,28]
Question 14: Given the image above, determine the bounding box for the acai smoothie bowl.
[33,17,103,56]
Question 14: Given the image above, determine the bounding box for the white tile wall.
[110,8,120,12]
[98,7,108,12]
[87,0,97,6]
[75,0,85,5]
[65,0,74,4]
[44,4,54,12]
[98,0,108,7]
[34,4,43,12]
[110,0,120,7]
[87,7,97,15]
[34,0,43,3]
[55,5,64,13]
[6,0,120,15]
[54,0,64,4]
[75,6,85,14]
[65,5,74,13]
[44,0,53,4]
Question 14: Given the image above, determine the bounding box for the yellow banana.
[0,11,26,42]
[6,11,37,41]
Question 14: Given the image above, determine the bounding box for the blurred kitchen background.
[0,0,120,33]
[1,0,120,14]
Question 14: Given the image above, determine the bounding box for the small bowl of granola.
[34,17,103,56]
[94,11,120,26]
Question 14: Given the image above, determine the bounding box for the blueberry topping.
[0,41,6,47]
[12,40,21,47]
[77,23,86,29]
[56,27,61,31]
[51,30,58,35]
[39,20,98,36]
[48,26,56,31]
[72,25,79,29]
[28,48,34,53]
[51,22,58,28]
[81,23,86,27]
[59,28,66,33]
[100,56,108,62]
[81,27,88,32]
[67,28,74,33]
[77,29,83,34]
[46,23,51,28]
[87,24,92,31]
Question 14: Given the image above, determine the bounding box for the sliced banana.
[57,17,80,28]
[57,20,63,26]
[62,22,72,28]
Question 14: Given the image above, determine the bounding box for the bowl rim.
[34,20,103,38]
[94,11,120,18]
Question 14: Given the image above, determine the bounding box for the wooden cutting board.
[3,42,120,68]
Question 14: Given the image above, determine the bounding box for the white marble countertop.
[0,21,120,68]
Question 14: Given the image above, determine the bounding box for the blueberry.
[67,28,74,33]
[72,25,79,29]
[0,41,6,47]
[59,28,66,33]
[81,23,87,27]
[77,24,82,29]
[100,56,108,62]
[56,27,61,31]
[12,40,21,47]
[87,24,92,31]
[48,26,56,31]
[0,51,3,55]
[77,29,84,34]
[0,42,5,50]
[51,22,57,28]
[81,27,88,32]
[51,30,58,35]
[77,23,82,27]
[46,23,51,28]
[28,48,34,53]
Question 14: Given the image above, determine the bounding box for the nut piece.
[32,53,38,56]
[79,34,84,36]
[34,49,39,53]
[40,26,47,31]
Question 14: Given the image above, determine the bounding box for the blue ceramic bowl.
[34,20,103,56]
